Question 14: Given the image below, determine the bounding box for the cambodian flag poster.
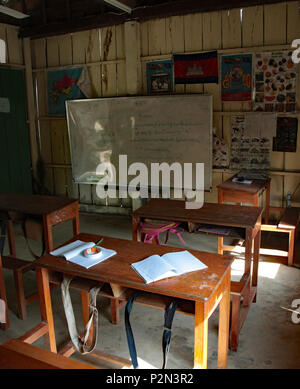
[173,51,218,84]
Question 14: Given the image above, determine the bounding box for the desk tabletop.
[35,233,233,303]
[217,174,270,194]
[133,199,263,229]
[0,193,78,216]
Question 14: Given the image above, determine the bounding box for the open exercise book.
[131,250,207,284]
[50,240,116,269]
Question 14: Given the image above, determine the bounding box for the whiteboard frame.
[66,94,213,192]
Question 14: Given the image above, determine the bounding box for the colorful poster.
[273,117,298,152]
[213,134,228,168]
[146,60,173,94]
[173,51,218,84]
[48,67,90,116]
[253,51,297,113]
[230,115,270,170]
[221,54,252,102]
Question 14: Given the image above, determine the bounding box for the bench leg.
[14,270,27,320]
[230,295,240,352]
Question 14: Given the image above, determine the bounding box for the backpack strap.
[61,274,104,354]
[124,292,139,369]
[125,292,177,369]
[162,299,177,369]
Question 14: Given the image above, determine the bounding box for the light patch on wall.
[0,39,6,63]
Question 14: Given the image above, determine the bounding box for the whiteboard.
[66,94,213,191]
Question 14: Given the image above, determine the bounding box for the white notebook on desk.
[131,250,207,284]
[50,240,116,269]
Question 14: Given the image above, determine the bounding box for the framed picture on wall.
[146,60,173,94]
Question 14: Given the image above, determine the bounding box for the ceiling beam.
[19,0,298,39]
[19,12,128,39]
[132,0,299,20]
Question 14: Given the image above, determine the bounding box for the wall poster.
[230,115,270,170]
[273,117,298,152]
[146,60,173,94]
[221,54,252,102]
[253,51,297,113]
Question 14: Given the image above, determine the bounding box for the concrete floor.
[1,212,300,369]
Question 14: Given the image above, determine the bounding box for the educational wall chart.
[146,60,174,94]
[213,134,228,168]
[273,117,298,152]
[230,115,270,170]
[253,51,297,112]
[221,54,252,102]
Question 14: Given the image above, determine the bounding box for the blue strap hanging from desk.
[125,292,177,369]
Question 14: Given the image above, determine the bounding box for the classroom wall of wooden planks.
[2,1,300,214]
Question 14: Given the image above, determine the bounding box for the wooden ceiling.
[0,0,297,38]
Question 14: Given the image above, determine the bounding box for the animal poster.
[146,60,173,94]
[221,54,252,102]
[273,117,298,152]
[230,115,270,170]
[253,51,297,113]
[47,67,91,116]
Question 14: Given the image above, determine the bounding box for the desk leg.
[288,229,295,267]
[217,237,223,255]
[0,255,9,330]
[218,273,230,368]
[194,301,208,369]
[265,181,270,224]
[36,267,57,353]
[132,215,141,242]
[7,219,16,257]
[43,215,53,253]
[252,227,261,303]
[73,202,80,236]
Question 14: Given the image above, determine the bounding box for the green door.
[0,68,32,194]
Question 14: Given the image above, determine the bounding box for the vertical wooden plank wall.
[31,26,129,213]
[139,1,300,209]
[29,1,300,212]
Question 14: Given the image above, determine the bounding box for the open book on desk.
[50,240,116,269]
[131,250,207,284]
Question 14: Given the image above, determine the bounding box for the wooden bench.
[261,207,300,266]
[0,339,98,369]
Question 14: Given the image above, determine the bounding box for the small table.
[30,233,232,369]
[0,193,79,325]
[132,199,263,351]
[217,174,270,223]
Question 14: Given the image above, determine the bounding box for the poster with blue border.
[47,67,85,116]
[146,60,173,94]
[221,54,252,102]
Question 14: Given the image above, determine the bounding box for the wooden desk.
[132,199,263,351]
[30,233,232,369]
[0,193,79,325]
[217,175,270,223]
[0,193,79,254]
